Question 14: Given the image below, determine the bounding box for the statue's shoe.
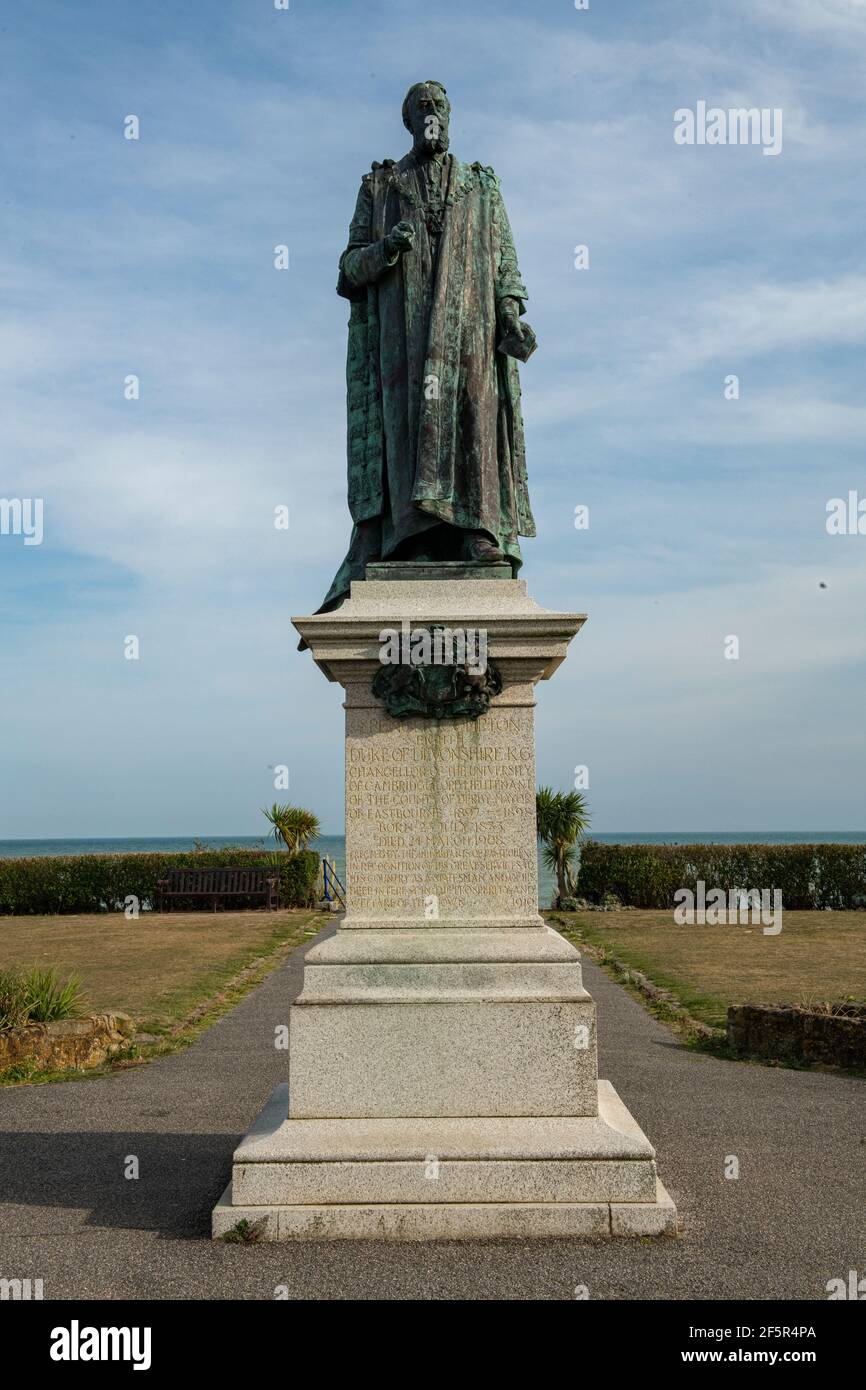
[462,533,507,563]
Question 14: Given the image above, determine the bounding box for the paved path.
[0,928,863,1300]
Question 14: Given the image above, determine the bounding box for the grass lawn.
[0,909,321,1036]
[551,910,866,1031]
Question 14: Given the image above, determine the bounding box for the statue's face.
[408,84,450,155]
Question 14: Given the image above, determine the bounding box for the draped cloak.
[316,151,536,613]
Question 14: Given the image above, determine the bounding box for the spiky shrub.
[0,969,31,1031]
[0,967,84,1030]
[261,805,321,857]
[23,967,85,1022]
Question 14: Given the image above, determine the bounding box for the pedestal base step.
[211,1082,678,1241]
[212,1181,676,1241]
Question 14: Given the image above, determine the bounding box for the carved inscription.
[345,710,538,920]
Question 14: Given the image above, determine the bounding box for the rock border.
[0,1013,135,1073]
[727,1003,866,1069]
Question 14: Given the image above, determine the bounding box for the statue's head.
[402,80,450,156]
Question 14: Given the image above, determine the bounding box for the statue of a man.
[316,80,537,614]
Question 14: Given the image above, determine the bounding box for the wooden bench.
[156,866,279,913]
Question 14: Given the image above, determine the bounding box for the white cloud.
[658,275,866,369]
[742,0,866,42]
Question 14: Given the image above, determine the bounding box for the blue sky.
[1,0,865,837]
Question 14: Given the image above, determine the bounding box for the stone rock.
[727,1003,866,1068]
[0,1013,130,1073]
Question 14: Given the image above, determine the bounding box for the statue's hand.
[500,300,536,341]
[499,300,538,360]
[385,221,415,257]
[499,297,522,333]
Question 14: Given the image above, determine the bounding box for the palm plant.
[261,804,321,858]
[536,787,591,906]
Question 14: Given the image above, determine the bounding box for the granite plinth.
[212,573,677,1240]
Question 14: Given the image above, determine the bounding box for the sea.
[2,832,864,909]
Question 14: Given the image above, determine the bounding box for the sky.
[1,0,865,838]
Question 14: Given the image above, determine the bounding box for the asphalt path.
[1,926,863,1300]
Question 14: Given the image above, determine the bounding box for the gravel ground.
[0,924,863,1301]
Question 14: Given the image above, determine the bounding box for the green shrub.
[273,851,320,909]
[0,969,31,1030]
[0,849,321,916]
[22,967,86,1021]
[575,841,866,910]
[0,966,84,1029]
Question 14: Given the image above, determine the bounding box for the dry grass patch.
[552,910,866,1030]
[0,910,321,1035]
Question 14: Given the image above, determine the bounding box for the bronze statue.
[316,80,537,614]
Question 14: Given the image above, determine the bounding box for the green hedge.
[575,842,866,910]
[0,849,320,916]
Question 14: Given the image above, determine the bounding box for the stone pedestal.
[213,568,677,1239]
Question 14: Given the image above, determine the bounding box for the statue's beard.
[415,128,449,158]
